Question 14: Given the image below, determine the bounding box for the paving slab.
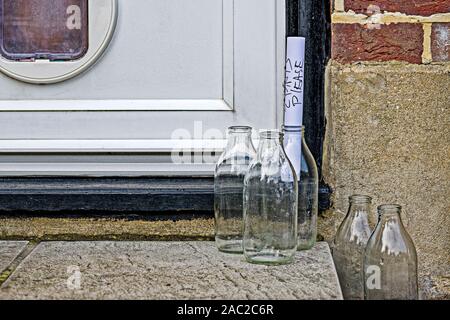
[0,241,342,300]
[0,241,28,274]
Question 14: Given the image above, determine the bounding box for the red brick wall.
[332,0,450,64]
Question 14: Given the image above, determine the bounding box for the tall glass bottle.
[333,195,373,300]
[282,125,319,250]
[364,204,418,300]
[243,130,298,265]
[214,126,256,253]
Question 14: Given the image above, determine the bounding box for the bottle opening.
[281,125,305,133]
[378,204,401,211]
[349,194,372,204]
[378,204,402,216]
[259,129,283,140]
[228,126,252,134]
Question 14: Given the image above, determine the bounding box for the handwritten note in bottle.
[284,37,306,127]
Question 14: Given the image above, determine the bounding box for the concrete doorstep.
[0,241,342,300]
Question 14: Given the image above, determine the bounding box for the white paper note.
[284,37,306,127]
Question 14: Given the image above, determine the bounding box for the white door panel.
[0,0,285,175]
[0,0,224,101]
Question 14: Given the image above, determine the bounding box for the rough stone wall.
[322,1,450,299]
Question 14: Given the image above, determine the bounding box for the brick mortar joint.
[328,60,450,72]
[422,24,433,64]
[332,11,450,25]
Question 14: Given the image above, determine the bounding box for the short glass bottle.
[243,130,298,265]
[363,204,419,300]
[333,195,373,300]
[282,125,319,250]
[214,126,256,253]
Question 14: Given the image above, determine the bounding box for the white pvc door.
[0,0,285,176]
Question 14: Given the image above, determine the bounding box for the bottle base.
[215,238,243,254]
[297,239,316,251]
[244,251,295,266]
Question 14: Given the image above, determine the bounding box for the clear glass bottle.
[282,125,319,250]
[363,204,418,300]
[214,126,256,253]
[333,195,373,300]
[243,130,298,265]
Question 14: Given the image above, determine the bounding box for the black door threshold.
[0,177,214,213]
[0,177,331,214]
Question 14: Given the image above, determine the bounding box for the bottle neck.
[226,132,253,150]
[348,203,371,216]
[347,195,372,217]
[377,205,403,223]
[257,138,282,160]
[225,127,254,151]
[378,211,403,227]
[373,205,412,256]
[282,126,305,144]
[257,131,283,160]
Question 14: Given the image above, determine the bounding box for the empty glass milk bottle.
[333,195,373,300]
[282,125,319,250]
[364,204,418,300]
[243,130,298,265]
[214,126,256,253]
